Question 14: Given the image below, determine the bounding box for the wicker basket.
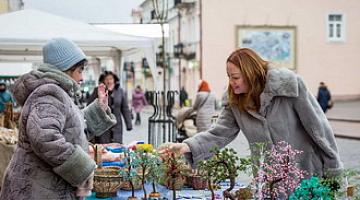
[93,166,122,198]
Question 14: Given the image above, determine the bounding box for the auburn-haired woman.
[164,48,342,179]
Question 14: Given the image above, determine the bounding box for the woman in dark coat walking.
[317,82,332,113]
[88,71,133,144]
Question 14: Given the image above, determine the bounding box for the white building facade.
[137,0,201,99]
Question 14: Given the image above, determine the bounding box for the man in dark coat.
[317,82,332,113]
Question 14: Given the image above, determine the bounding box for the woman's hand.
[76,171,94,198]
[158,142,191,155]
[97,84,108,108]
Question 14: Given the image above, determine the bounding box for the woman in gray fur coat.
[164,48,342,180]
[0,38,116,200]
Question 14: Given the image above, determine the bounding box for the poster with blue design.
[237,26,296,69]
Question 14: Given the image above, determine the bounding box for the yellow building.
[0,0,9,14]
[0,0,22,14]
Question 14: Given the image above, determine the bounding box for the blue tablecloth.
[86,184,205,200]
[86,181,245,200]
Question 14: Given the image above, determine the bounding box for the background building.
[137,0,201,99]
[201,0,360,100]
[0,0,23,14]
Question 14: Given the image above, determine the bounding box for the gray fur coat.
[0,64,116,200]
[184,67,342,177]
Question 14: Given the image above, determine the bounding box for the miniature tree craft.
[120,149,141,200]
[134,144,164,199]
[289,176,332,200]
[146,151,165,199]
[160,147,190,200]
[253,141,306,199]
[198,147,244,200]
[321,169,360,199]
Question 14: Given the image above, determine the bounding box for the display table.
[0,141,16,182]
[86,184,209,200]
[86,182,244,200]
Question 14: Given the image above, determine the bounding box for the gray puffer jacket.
[0,64,116,200]
[184,67,343,178]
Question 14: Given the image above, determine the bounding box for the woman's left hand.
[98,84,108,107]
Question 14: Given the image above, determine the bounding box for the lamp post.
[177,10,182,94]
[174,42,183,93]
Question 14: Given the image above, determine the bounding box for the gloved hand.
[76,171,94,198]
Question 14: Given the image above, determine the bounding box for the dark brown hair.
[67,59,87,72]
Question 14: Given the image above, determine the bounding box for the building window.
[327,13,345,42]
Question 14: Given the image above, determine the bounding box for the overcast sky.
[23,0,145,23]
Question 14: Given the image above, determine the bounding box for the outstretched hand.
[157,142,191,155]
[97,84,108,107]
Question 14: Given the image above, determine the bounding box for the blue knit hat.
[43,38,86,71]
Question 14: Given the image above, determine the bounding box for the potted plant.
[186,169,208,190]
[235,156,254,200]
[321,169,360,199]
[134,144,164,200]
[120,149,141,200]
[253,141,306,200]
[198,147,242,200]
[146,150,165,200]
[159,147,190,200]
[289,176,332,200]
[147,151,165,199]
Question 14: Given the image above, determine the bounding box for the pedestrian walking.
[317,82,333,113]
[88,71,132,144]
[190,80,216,132]
[132,85,148,125]
[179,87,188,107]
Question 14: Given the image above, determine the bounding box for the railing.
[147,90,178,147]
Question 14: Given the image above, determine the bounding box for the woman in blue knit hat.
[0,38,117,200]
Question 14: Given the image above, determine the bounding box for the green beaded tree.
[146,151,165,196]
[120,148,141,200]
[134,146,164,199]
[198,147,248,200]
